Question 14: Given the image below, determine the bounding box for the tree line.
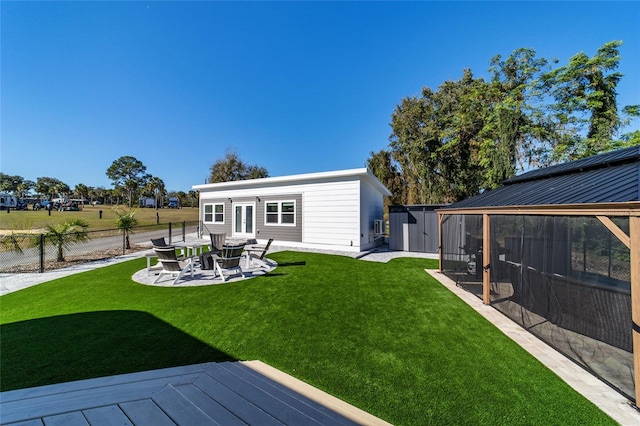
[0,157,199,208]
[368,40,639,206]
[0,151,268,209]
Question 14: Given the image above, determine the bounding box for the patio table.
[175,241,207,258]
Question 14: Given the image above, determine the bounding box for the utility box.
[388,205,448,253]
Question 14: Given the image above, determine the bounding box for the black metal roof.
[446,146,640,208]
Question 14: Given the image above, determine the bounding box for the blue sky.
[2,1,639,193]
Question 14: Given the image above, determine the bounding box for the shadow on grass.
[274,261,307,267]
[0,310,235,392]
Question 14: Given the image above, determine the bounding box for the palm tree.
[74,183,89,207]
[145,176,165,209]
[38,219,90,262]
[115,209,138,250]
[188,190,199,207]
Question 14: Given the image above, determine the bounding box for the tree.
[0,174,23,194]
[106,156,149,208]
[389,70,489,203]
[35,177,69,200]
[145,176,165,209]
[209,152,268,183]
[389,93,443,203]
[39,219,90,262]
[384,41,638,205]
[484,47,553,183]
[541,40,637,160]
[367,149,404,205]
[89,186,104,204]
[188,190,199,207]
[17,180,35,199]
[173,191,188,208]
[435,69,487,201]
[73,184,89,206]
[115,209,138,250]
[366,149,405,217]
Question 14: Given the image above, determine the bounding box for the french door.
[233,203,255,238]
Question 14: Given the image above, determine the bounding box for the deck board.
[191,373,283,425]
[42,411,89,426]
[219,362,357,425]
[1,361,390,426]
[152,385,219,426]
[204,364,321,425]
[118,399,177,426]
[82,405,134,426]
[172,383,246,426]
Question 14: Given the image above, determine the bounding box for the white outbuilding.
[193,168,392,252]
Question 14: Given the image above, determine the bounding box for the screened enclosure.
[438,147,640,405]
[441,212,635,401]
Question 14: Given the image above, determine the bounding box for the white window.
[204,203,225,224]
[265,200,296,226]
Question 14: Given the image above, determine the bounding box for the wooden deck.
[0,361,391,426]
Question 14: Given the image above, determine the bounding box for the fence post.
[182,221,186,242]
[39,234,45,273]
[168,222,172,245]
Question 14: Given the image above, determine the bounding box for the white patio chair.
[212,243,246,282]
[244,238,274,269]
[153,246,194,285]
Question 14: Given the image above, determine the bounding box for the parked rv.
[0,193,17,210]
[139,197,156,208]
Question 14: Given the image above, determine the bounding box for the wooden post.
[483,213,491,305]
[630,216,640,406]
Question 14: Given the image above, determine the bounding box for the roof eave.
[193,168,392,196]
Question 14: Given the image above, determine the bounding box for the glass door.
[233,203,255,238]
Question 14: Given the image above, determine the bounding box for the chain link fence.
[0,221,199,273]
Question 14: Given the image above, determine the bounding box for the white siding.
[360,180,385,249]
[301,180,361,247]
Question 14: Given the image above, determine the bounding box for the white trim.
[264,200,297,227]
[232,202,256,238]
[203,203,225,224]
[193,168,392,197]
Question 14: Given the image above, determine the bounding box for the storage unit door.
[389,212,407,251]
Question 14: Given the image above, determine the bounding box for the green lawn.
[0,252,615,425]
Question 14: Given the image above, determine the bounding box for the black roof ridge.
[503,145,640,185]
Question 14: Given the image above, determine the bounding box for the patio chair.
[151,237,185,260]
[212,243,246,282]
[151,237,168,247]
[209,233,226,256]
[245,238,274,269]
[153,246,194,285]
